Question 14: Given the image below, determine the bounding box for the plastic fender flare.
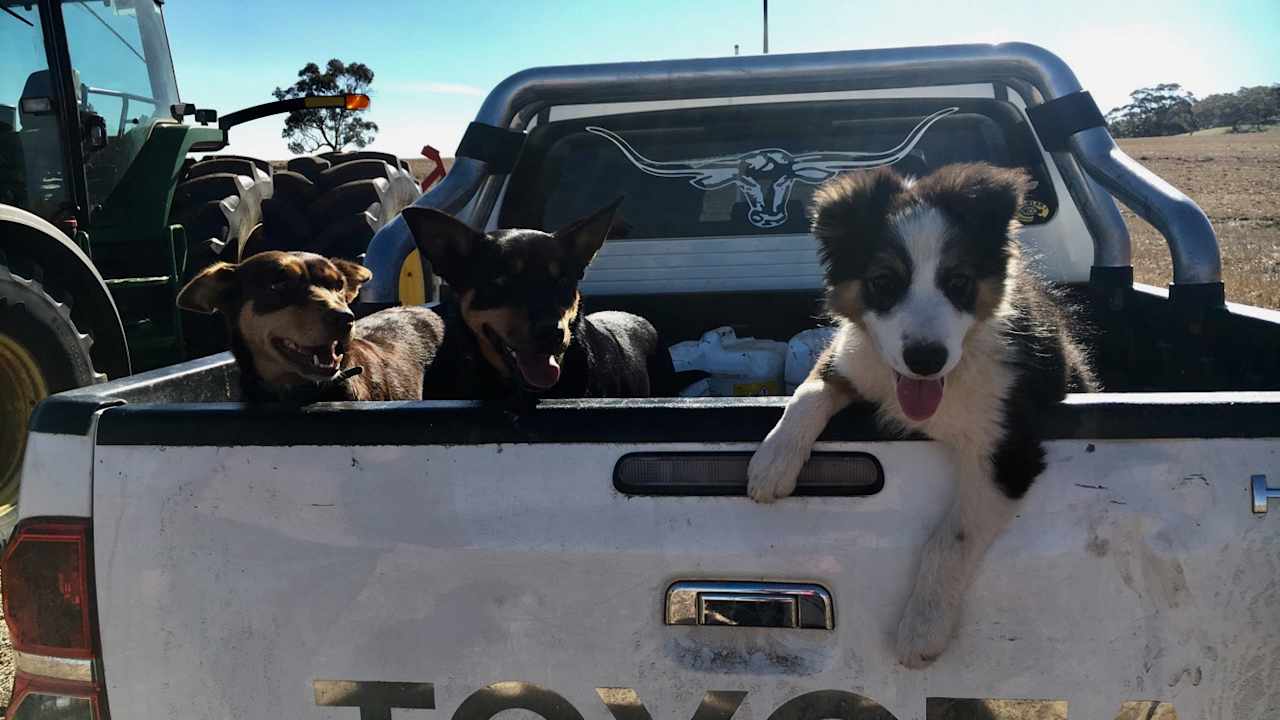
[0,205,131,379]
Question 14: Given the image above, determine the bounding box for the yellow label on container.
[733,381,781,397]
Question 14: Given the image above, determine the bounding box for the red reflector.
[1,520,93,659]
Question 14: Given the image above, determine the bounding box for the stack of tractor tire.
[167,154,272,275]
[169,150,420,275]
[168,151,421,356]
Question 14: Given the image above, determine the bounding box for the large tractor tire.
[173,153,417,268]
[169,156,276,358]
[0,249,105,538]
[169,156,275,275]
[172,198,235,271]
[246,156,419,263]
[170,152,424,358]
[285,156,330,182]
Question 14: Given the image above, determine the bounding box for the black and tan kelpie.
[402,200,670,406]
[178,251,442,402]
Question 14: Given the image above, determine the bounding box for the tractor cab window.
[61,0,179,208]
[0,2,72,222]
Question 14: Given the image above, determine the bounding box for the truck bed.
[590,282,1280,393]
[24,280,1280,720]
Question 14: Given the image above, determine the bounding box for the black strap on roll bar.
[456,122,526,173]
[1027,91,1107,152]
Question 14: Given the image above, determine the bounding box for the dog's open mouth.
[272,336,344,376]
[894,372,945,421]
[484,326,561,391]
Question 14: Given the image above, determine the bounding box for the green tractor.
[1,0,422,535]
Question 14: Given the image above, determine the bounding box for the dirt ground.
[1117,127,1280,308]
[0,574,10,709]
[0,133,1270,713]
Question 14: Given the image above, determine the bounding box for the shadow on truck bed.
[588,282,1280,395]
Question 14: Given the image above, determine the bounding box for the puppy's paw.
[747,435,807,503]
[894,590,957,669]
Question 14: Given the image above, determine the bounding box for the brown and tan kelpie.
[178,251,442,402]
[401,199,672,407]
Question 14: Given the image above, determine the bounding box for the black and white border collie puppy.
[748,162,1096,667]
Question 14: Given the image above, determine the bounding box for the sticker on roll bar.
[586,108,957,230]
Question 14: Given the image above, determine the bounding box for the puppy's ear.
[917,163,1030,241]
[177,262,237,314]
[332,259,372,303]
[556,197,623,269]
[809,167,910,283]
[401,207,484,289]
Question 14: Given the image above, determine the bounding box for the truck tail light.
[2,519,108,719]
[5,676,100,720]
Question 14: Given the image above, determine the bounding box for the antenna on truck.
[763,0,769,53]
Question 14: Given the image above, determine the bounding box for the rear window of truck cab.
[500,97,1058,240]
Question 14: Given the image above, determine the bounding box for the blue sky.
[164,0,1280,160]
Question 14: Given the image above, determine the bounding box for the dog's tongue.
[896,374,945,421]
[516,352,561,389]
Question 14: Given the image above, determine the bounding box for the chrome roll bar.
[362,42,1220,305]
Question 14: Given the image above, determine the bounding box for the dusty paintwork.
[84,437,1280,720]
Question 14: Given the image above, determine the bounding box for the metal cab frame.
[362,42,1222,310]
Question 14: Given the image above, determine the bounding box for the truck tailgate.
[90,403,1279,720]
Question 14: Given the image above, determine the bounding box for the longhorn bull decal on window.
[586,107,958,229]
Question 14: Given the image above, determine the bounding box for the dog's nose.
[326,306,355,333]
[903,342,948,377]
[532,322,563,349]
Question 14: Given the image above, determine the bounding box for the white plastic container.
[785,326,839,393]
[668,327,788,397]
[677,378,713,397]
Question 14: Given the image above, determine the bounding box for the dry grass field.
[1118,126,1280,308]
[0,134,1271,714]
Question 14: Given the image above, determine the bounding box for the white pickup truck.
[5,44,1280,720]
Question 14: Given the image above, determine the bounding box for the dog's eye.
[867,274,902,297]
[944,274,974,297]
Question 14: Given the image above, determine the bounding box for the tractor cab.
[2,0,180,231]
[1,0,384,539]
[1,0,194,536]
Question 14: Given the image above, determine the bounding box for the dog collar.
[258,365,364,405]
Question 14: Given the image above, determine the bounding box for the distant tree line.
[1106,83,1280,138]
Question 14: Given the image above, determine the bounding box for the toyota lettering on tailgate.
[312,680,1176,720]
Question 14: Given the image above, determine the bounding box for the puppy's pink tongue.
[516,352,561,389]
[895,374,944,421]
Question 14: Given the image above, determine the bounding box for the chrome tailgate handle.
[1253,474,1278,514]
[665,581,833,629]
